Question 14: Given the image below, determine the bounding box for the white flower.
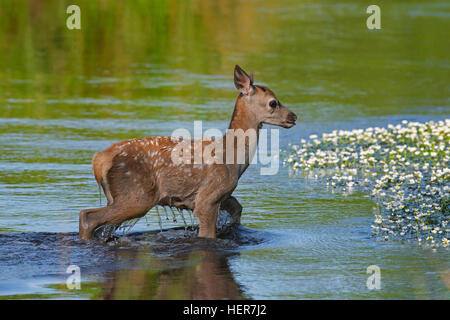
[284,119,450,246]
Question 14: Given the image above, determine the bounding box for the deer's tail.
[92,151,114,205]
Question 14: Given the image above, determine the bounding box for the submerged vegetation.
[284,119,450,247]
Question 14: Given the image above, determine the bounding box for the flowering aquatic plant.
[284,119,450,247]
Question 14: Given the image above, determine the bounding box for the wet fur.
[79,65,296,240]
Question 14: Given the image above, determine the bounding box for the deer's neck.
[228,97,260,132]
[225,97,261,177]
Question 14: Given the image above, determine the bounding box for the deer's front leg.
[195,201,220,238]
[220,196,242,225]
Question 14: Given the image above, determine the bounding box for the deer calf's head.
[234,65,297,128]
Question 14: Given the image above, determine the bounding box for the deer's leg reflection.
[101,247,244,300]
[190,250,244,299]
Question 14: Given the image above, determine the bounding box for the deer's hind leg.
[79,199,155,241]
[81,148,159,240]
[220,196,242,225]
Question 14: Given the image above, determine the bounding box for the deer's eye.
[269,100,277,108]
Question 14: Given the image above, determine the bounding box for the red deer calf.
[79,65,297,240]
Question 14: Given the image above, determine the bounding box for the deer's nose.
[287,112,297,123]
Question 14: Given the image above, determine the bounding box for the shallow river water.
[0,0,449,299]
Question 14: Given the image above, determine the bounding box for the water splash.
[93,206,234,241]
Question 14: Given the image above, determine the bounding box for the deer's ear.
[234,65,254,95]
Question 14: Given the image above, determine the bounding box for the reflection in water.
[441,270,450,290]
[0,226,263,299]
[97,226,262,299]
[0,226,448,299]
[102,248,245,300]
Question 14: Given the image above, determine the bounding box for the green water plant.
[284,119,449,247]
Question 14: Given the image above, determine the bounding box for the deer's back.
[99,137,229,209]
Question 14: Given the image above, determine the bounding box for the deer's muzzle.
[283,111,297,128]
